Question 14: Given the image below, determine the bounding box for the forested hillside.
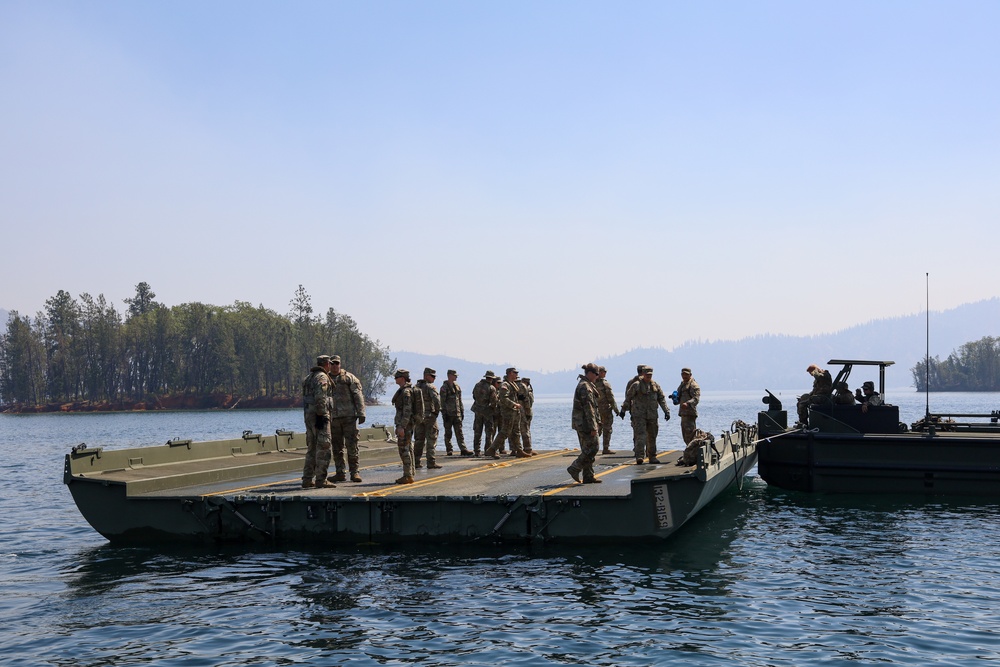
[0,284,394,410]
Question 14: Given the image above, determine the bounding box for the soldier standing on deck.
[625,366,670,465]
[327,355,366,483]
[471,370,497,456]
[301,355,335,489]
[489,375,502,448]
[520,377,536,455]
[619,364,648,422]
[676,367,701,445]
[441,370,472,456]
[413,367,443,469]
[484,367,530,459]
[567,363,602,484]
[596,366,620,454]
[390,369,423,484]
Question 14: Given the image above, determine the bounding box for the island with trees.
[911,335,1000,391]
[0,283,395,413]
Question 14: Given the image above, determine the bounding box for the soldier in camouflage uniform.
[391,369,422,484]
[441,370,472,456]
[489,375,502,449]
[301,355,335,489]
[676,367,701,445]
[471,370,497,456]
[567,363,602,484]
[596,366,620,454]
[327,355,367,483]
[484,367,530,459]
[520,377,535,455]
[619,364,648,423]
[413,367,443,469]
[796,364,833,425]
[625,366,670,464]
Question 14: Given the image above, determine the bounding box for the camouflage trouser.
[598,409,615,450]
[631,415,659,460]
[303,411,332,482]
[569,429,599,481]
[413,418,439,465]
[797,393,830,424]
[442,414,467,452]
[472,413,494,454]
[330,417,360,474]
[397,425,415,478]
[680,415,697,445]
[486,410,522,455]
[521,415,533,452]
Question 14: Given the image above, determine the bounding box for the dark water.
[3,390,1000,666]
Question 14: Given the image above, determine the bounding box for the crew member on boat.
[391,369,421,484]
[625,366,671,465]
[676,367,701,445]
[301,355,335,489]
[854,380,883,412]
[568,363,602,484]
[796,364,833,425]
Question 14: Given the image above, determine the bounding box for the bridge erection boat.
[65,423,758,545]
[757,359,1000,496]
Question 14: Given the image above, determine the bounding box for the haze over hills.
[392,298,1000,398]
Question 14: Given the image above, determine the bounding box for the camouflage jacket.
[497,379,522,415]
[328,369,366,420]
[520,382,534,417]
[676,378,700,417]
[620,375,642,412]
[572,376,600,433]
[471,378,496,415]
[415,380,441,422]
[626,379,670,420]
[392,382,423,429]
[596,378,619,415]
[302,367,331,417]
[440,381,464,419]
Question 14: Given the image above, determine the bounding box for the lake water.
[2,389,1000,666]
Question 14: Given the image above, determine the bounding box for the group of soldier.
[301,353,702,488]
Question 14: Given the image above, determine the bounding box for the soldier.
[676,367,701,445]
[441,370,472,456]
[568,363,602,484]
[596,366,620,454]
[301,354,335,488]
[625,366,670,464]
[413,367,443,469]
[520,377,535,455]
[471,370,497,456]
[489,375,503,449]
[796,364,833,425]
[390,369,422,484]
[619,364,648,421]
[327,355,367,483]
[855,380,883,413]
[484,367,530,459]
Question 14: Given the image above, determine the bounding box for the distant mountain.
[391,298,999,398]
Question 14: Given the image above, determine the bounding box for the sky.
[2,1,998,371]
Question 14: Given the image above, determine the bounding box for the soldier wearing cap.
[391,369,423,484]
[676,367,701,445]
[413,367,443,469]
[519,377,535,455]
[568,363,602,484]
[327,354,367,483]
[625,365,671,464]
[595,366,620,454]
[854,380,883,413]
[301,355,335,489]
[489,374,503,448]
[471,370,498,456]
[484,367,530,459]
[441,370,472,456]
[796,364,833,425]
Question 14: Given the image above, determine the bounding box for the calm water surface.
[2,390,1000,666]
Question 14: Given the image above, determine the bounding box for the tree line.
[910,335,1000,391]
[0,283,395,408]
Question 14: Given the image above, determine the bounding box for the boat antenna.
[925,272,930,420]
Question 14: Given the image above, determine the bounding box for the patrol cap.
[394,369,410,379]
[862,381,875,390]
[423,367,436,376]
[316,355,332,366]
[522,377,531,383]
[506,367,519,375]
[330,355,342,363]
[598,366,606,373]
[447,369,458,376]
[643,367,654,375]
[681,367,692,374]
[637,364,645,375]
[484,370,496,378]
[582,363,600,375]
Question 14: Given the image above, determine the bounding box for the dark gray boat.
[757,359,1000,495]
[65,423,758,545]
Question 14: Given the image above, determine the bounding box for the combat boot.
[301,478,315,489]
[331,470,347,482]
[350,471,362,483]
[314,479,336,488]
[566,466,581,482]
[395,476,415,484]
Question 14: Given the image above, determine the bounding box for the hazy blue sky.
[3,1,998,371]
